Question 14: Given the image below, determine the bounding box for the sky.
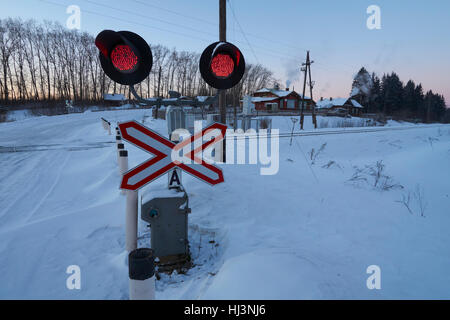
[1,0,449,105]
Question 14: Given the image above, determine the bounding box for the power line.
[53,0,304,65]
[80,0,357,75]
[130,0,357,72]
[37,0,213,43]
[83,0,218,39]
[36,0,357,93]
[226,0,259,64]
[85,0,306,64]
[132,0,217,27]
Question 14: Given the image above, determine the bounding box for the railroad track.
[233,124,448,140]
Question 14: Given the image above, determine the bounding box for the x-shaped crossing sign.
[118,121,227,191]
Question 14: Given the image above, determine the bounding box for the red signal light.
[200,41,245,90]
[211,54,234,78]
[111,45,138,72]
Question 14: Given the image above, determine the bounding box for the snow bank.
[0,109,449,299]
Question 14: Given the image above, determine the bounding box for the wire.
[129,0,357,72]
[227,0,259,65]
[36,0,357,94]
[82,0,218,39]
[41,0,301,64]
[132,0,217,27]
[37,0,213,43]
[63,0,357,75]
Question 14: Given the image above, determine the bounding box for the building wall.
[254,99,278,110]
[252,90,318,112]
[254,98,316,111]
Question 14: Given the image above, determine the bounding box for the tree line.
[351,67,448,123]
[0,18,276,106]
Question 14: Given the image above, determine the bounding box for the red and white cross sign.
[118,121,227,191]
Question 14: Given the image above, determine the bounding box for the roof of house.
[254,88,310,100]
[104,93,125,101]
[350,99,363,108]
[316,97,364,109]
[251,96,279,103]
[255,88,272,93]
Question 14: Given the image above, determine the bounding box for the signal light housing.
[200,41,245,90]
[95,30,152,85]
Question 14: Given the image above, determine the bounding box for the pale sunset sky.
[1,0,449,105]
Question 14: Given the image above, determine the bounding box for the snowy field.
[0,109,449,299]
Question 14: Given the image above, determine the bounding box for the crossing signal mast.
[95,28,245,109]
[94,19,246,297]
[95,26,246,167]
[95,30,237,107]
[94,4,246,163]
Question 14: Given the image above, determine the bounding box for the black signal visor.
[95,30,152,86]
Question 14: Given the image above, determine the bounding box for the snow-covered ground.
[0,109,449,299]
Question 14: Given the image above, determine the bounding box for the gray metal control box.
[141,188,191,259]
[165,106,186,138]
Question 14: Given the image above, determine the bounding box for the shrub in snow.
[322,160,342,170]
[397,185,428,217]
[308,143,327,165]
[348,160,403,191]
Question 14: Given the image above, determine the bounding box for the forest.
[1,17,448,123]
[0,18,276,106]
[351,67,448,123]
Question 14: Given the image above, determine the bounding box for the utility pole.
[300,58,307,130]
[307,52,317,129]
[299,51,316,129]
[219,0,226,161]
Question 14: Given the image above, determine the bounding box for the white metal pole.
[125,189,138,252]
[119,150,128,195]
[128,248,155,300]
[119,150,128,175]
[117,143,124,164]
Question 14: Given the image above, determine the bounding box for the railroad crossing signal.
[199,41,245,90]
[95,30,153,85]
[118,121,227,191]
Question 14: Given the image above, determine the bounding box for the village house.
[251,87,315,112]
[315,97,364,116]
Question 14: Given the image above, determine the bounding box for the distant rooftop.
[104,93,125,101]
[254,88,310,100]
[316,97,364,109]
